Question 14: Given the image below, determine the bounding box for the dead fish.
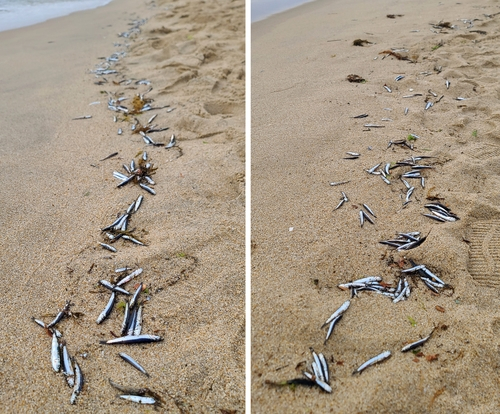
[363,204,376,217]
[119,353,149,376]
[322,300,350,328]
[329,180,350,186]
[394,75,405,81]
[353,351,391,374]
[51,333,60,372]
[425,101,433,110]
[100,334,163,345]
[384,85,392,93]
[428,89,438,97]
[70,360,83,404]
[120,395,156,405]
[99,242,117,253]
[445,80,450,89]
[403,94,423,98]
[47,301,71,328]
[72,115,92,120]
[100,152,118,161]
[139,183,156,195]
[116,268,143,287]
[165,134,176,149]
[404,107,409,115]
[401,330,434,352]
[62,345,75,387]
[353,114,369,118]
[364,124,385,128]
[96,292,115,324]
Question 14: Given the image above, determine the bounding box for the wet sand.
[0,0,244,412]
[252,0,500,412]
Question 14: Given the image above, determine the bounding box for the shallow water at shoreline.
[0,0,111,32]
[252,0,313,22]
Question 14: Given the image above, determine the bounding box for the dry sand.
[0,0,244,412]
[252,0,500,412]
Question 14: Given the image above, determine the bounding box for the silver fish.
[70,360,83,404]
[121,302,130,336]
[119,353,149,376]
[117,268,143,287]
[96,292,115,324]
[401,330,434,352]
[51,333,60,372]
[62,345,75,387]
[133,306,143,336]
[353,351,391,374]
[129,283,143,309]
[139,183,156,195]
[120,395,156,404]
[322,300,350,327]
[100,334,163,345]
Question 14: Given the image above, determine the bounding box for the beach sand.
[252,0,500,412]
[0,0,244,412]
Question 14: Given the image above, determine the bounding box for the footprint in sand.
[468,219,500,287]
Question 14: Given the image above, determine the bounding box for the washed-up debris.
[72,115,92,120]
[347,74,365,83]
[353,39,372,46]
[113,155,157,195]
[387,14,404,19]
[379,50,410,61]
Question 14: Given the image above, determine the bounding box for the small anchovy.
[115,170,129,180]
[115,267,131,273]
[51,333,60,372]
[117,174,135,188]
[353,351,391,374]
[100,152,118,161]
[120,302,130,336]
[120,395,156,404]
[334,198,345,211]
[129,283,143,309]
[126,201,136,214]
[384,85,392,93]
[455,97,467,101]
[402,264,426,273]
[324,314,343,344]
[425,101,433,110]
[401,330,434,352]
[403,94,423,98]
[134,195,144,213]
[165,134,176,149]
[147,114,157,124]
[99,280,130,295]
[404,107,409,115]
[70,360,83,405]
[127,307,138,336]
[338,276,382,290]
[318,353,329,383]
[367,163,381,174]
[72,115,92,120]
[406,187,414,202]
[394,75,405,81]
[315,379,332,393]
[346,152,360,157]
[47,301,71,328]
[133,306,143,336]
[143,175,155,185]
[116,268,143,287]
[311,350,324,382]
[62,345,75,387]
[322,300,350,328]
[364,124,385,128]
[139,183,156,195]
[96,292,115,324]
[100,242,117,253]
[428,89,438,97]
[353,114,369,118]
[381,175,391,185]
[362,210,374,225]
[445,80,450,89]
[384,163,391,175]
[142,151,147,161]
[100,334,163,345]
[119,353,149,376]
[423,213,446,222]
[393,285,407,303]
[363,204,376,218]
[329,180,350,186]
[359,210,364,227]
[409,133,420,140]
[122,235,145,246]
[118,128,123,135]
